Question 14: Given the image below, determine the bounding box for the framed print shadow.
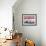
[22,14,37,26]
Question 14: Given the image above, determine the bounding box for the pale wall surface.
[13,0,41,46]
[0,0,16,29]
[13,0,46,46]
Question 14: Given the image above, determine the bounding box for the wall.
[13,0,41,46]
[41,0,46,46]
[0,0,16,30]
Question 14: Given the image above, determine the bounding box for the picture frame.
[22,14,37,26]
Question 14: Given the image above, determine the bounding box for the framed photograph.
[22,14,37,26]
